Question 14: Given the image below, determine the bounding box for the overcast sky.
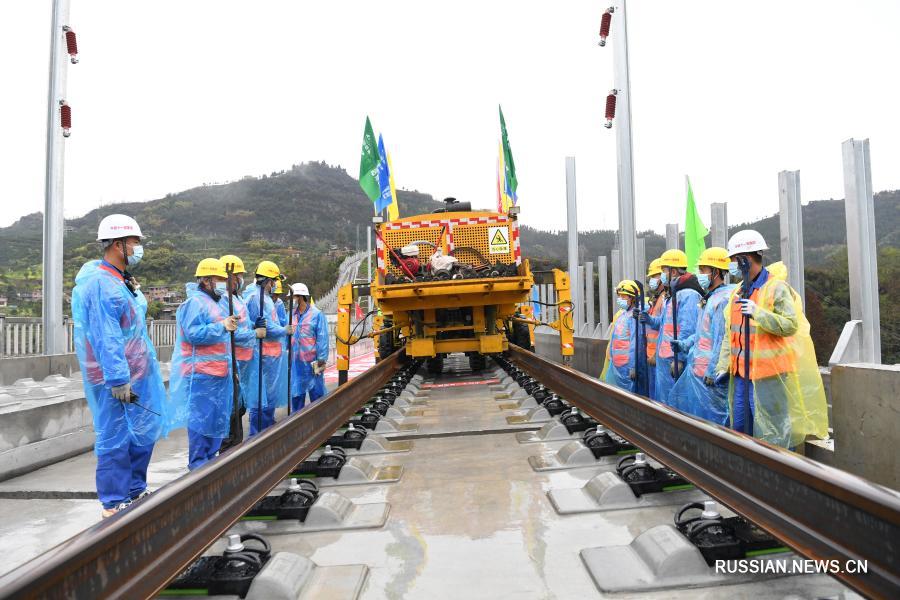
[3,0,899,236]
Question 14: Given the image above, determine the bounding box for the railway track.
[0,348,898,599]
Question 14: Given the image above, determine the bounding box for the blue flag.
[375,135,393,214]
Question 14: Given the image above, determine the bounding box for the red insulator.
[604,92,617,128]
[60,102,72,137]
[64,28,79,64]
[599,11,612,46]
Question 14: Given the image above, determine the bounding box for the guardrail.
[0,318,178,358]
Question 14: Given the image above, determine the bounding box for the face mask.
[728,261,741,278]
[215,282,228,294]
[126,243,143,267]
[616,297,629,310]
[697,273,711,290]
[649,277,659,291]
[660,271,669,286]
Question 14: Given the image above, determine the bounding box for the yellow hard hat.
[195,258,227,278]
[615,279,640,298]
[273,280,283,294]
[219,254,246,274]
[660,249,688,269]
[255,260,280,278]
[697,247,730,270]
[647,258,663,278]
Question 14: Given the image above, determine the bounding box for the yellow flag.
[387,152,399,221]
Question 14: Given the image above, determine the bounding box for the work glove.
[670,339,683,352]
[111,383,132,402]
[254,316,267,338]
[223,316,238,332]
[628,368,636,381]
[703,375,715,387]
[670,361,681,377]
[317,359,327,368]
[254,327,267,339]
[634,309,650,323]
[738,298,757,316]
[714,371,729,386]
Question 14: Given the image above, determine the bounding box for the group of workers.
[71,215,330,517]
[602,229,828,450]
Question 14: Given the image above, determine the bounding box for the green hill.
[0,162,896,362]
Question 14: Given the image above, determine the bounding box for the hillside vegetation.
[0,162,896,362]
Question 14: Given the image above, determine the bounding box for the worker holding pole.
[289,282,330,411]
[218,255,255,450]
[639,249,702,404]
[169,259,238,470]
[243,261,287,435]
[714,230,828,449]
[644,258,665,399]
[600,280,640,393]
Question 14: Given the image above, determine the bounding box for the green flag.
[358,116,381,204]
[499,105,518,200]
[684,176,709,273]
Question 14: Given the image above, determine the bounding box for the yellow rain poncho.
[715,261,828,448]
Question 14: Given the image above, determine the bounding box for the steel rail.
[0,351,403,600]
[509,345,900,599]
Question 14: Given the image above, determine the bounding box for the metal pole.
[611,249,622,316]
[778,170,805,306]
[710,202,728,248]
[566,157,581,331]
[665,224,680,250]
[598,255,609,333]
[635,238,646,284]
[841,139,881,364]
[613,0,637,280]
[42,0,71,356]
[584,261,595,332]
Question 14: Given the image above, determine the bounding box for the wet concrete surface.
[0,356,859,598]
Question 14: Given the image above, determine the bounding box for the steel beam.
[613,0,636,280]
[665,223,680,250]
[841,139,881,364]
[635,237,646,284]
[598,255,609,334]
[42,0,71,356]
[710,202,728,248]
[584,261,595,331]
[566,157,580,332]
[778,170,805,306]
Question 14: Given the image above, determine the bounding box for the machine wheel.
[511,321,533,351]
[468,353,487,372]
[427,356,444,375]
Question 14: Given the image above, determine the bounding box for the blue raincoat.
[647,279,702,405]
[71,260,168,455]
[243,283,287,429]
[168,283,233,439]
[669,283,735,424]
[601,309,637,392]
[290,303,329,408]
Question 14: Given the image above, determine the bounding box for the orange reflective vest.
[646,294,665,360]
[728,283,796,379]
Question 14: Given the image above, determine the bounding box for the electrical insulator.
[604,90,617,129]
[64,26,78,64]
[60,101,72,137]
[598,9,613,46]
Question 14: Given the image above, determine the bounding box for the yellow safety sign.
[488,226,510,254]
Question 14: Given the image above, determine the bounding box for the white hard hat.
[291,282,310,296]
[97,214,143,241]
[727,229,768,257]
[400,245,419,257]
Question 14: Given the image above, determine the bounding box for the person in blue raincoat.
[272,279,291,407]
[669,248,735,424]
[639,249,703,405]
[71,214,168,518]
[168,259,239,470]
[243,261,287,434]
[289,282,330,410]
[600,280,640,392]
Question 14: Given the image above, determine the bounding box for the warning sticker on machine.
[488,226,510,254]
